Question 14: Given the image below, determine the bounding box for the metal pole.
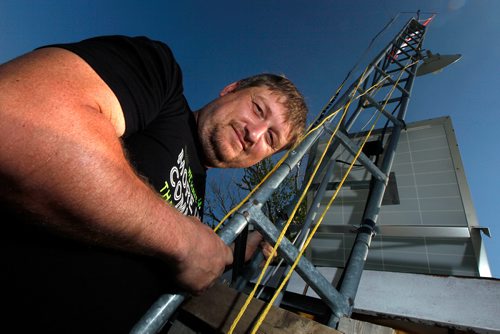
[333,19,428,325]
[249,207,351,319]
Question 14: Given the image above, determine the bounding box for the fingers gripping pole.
[130,213,252,334]
[130,212,250,334]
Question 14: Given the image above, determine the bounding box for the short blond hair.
[234,73,308,149]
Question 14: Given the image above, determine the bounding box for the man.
[0,36,307,332]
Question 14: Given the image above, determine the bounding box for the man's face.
[197,84,291,168]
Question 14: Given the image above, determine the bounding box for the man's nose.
[245,120,267,145]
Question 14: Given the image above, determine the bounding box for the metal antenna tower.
[131,16,431,333]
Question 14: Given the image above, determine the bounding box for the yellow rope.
[227,109,345,334]
[225,57,415,332]
[227,66,371,333]
[249,61,415,333]
[218,94,347,334]
[250,121,377,333]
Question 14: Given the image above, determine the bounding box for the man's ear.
[219,81,240,96]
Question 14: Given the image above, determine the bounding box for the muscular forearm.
[0,109,230,292]
[0,101,183,263]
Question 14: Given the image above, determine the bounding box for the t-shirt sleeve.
[41,35,184,137]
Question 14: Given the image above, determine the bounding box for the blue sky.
[1,0,498,277]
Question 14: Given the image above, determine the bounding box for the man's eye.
[253,102,264,117]
[267,131,275,148]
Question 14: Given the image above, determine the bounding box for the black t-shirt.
[2,36,206,333]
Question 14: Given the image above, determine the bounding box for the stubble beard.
[201,125,237,168]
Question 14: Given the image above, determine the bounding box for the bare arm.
[0,48,232,293]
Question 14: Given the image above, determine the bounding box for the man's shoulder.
[39,35,173,57]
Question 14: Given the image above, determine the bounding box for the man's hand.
[244,231,277,262]
[174,216,233,295]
